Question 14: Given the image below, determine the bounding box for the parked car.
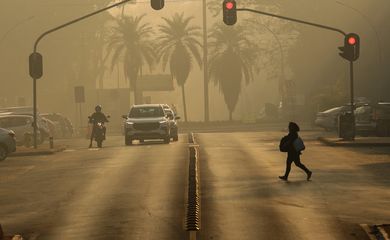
[355,102,390,136]
[41,113,74,138]
[315,106,350,131]
[42,117,60,138]
[122,104,171,145]
[0,111,50,142]
[164,108,180,141]
[0,128,16,161]
[0,115,42,146]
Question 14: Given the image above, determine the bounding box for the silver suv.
[122,104,170,145]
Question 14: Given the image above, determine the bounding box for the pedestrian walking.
[279,122,312,181]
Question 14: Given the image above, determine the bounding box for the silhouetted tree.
[208,24,258,120]
[156,13,202,122]
[105,15,155,104]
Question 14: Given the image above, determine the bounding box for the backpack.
[279,135,290,152]
[293,137,305,152]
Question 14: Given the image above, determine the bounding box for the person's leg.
[280,158,293,180]
[89,126,95,148]
[294,157,312,180]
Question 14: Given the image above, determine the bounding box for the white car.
[0,115,42,146]
[122,104,171,145]
[0,128,16,161]
[315,106,350,131]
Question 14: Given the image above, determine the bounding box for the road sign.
[74,86,85,103]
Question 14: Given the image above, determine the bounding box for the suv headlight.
[126,122,134,127]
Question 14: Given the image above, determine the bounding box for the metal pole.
[202,0,209,122]
[33,0,131,52]
[79,103,83,129]
[237,8,346,36]
[350,61,355,139]
[33,78,38,149]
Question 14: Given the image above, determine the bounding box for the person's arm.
[89,113,96,123]
[103,113,109,122]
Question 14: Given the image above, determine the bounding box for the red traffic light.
[225,2,234,9]
[348,37,356,45]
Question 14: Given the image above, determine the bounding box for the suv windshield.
[129,106,164,118]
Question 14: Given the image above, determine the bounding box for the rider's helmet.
[95,105,102,112]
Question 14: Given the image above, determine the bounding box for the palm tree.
[105,15,155,104]
[208,24,259,121]
[156,13,202,122]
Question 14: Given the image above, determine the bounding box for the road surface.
[1,131,389,239]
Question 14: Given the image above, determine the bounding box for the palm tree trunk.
[181,85,188,122]
[229,111,233,121]
[133,79,139,104]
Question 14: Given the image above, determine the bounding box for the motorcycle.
[88,116,110,148]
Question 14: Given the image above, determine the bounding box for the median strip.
[360,224,390,240]
[186,133,201,239]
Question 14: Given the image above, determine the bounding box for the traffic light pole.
[236,7,357,139]
[30,0,132,148]
[33,78,37,148]
[350,60,355,137]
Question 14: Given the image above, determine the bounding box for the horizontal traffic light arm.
[237,8,346,37]
[33,0,132,52]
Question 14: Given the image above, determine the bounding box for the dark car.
[355,102,390,136]
[164,108,180,141]
[0,128,16,161]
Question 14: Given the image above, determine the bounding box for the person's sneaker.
[279,176,288,181]
[307,171,312,181]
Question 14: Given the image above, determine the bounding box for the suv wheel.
[125,137,132,146]
[0,146,7,161]
[173,134,179,141]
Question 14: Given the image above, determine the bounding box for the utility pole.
[203,0,209,122]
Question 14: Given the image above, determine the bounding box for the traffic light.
[338,33,360,61]
[223,0,237,25]
[151,0,164,10]
[29,52,43,79]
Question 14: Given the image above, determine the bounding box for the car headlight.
[126,122,134,126]
[8,130,16,140]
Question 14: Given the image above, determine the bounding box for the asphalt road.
[197,131,390,240]
[1,131,389,240]
[0,136,188,239]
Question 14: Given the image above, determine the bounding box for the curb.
[317,137,390,147]
[9,146,66,157]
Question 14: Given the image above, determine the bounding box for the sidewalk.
[9,144,66,157]
[318,136,390,147]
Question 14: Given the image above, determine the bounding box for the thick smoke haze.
[1,0,389,129]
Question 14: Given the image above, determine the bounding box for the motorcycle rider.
[89,105,109,148]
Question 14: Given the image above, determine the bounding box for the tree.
[105,15,155,104]
[208,24,258,120]
[156,13,202,122]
